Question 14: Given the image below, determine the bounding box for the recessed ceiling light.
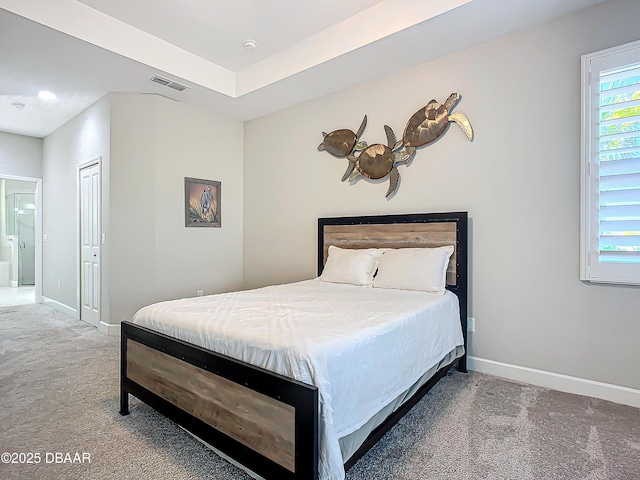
[12,102,26,109]
[244,39,257,50]
[38,90,57,101]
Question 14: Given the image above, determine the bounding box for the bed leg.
[458,355,468,373]
[120,389,130,416]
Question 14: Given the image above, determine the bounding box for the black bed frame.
[120,211,468,480]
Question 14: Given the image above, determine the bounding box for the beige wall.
[243,0,640,390]
[0,133,43,294]
[0,131,43,179]
[42,97,110,314]
[108,93,244,325]
[0,134,43,263]
[41,93,244,326]
[42,95,111,314]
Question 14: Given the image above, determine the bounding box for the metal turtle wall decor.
[318,115,369,181]
[317,93,473,198]
[345,125,413,198]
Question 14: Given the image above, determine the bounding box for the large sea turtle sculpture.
[317,93,473,198]
[403,93,473,147]
[318,115,369,182]
[345,125,413,198]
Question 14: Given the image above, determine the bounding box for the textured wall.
[243,0,640,389]
[0,131,42,179]
[108,93,244,325]
[42,95,110,316]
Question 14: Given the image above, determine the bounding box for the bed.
[119,211,468,480]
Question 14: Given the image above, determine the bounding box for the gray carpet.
[1,304,638,480]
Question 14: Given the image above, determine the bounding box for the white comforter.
[132,279,464,480]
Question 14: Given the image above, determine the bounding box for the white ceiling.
[0,0,608,138]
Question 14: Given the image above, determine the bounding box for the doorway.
[0,176,41,307]
[6,191,36,285]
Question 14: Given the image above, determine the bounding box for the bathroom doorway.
[0,176,41,307]
[5,188,36,285]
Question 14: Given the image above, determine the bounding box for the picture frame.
[184,177,221,227]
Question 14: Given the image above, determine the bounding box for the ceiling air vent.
[151,75,189,92]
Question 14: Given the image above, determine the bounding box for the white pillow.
[373,246,454,294]
[320,246,383,286]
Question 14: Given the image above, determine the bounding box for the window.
[581,40,640,285]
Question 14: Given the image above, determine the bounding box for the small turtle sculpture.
[403,92,473,147]
[345,125,413,198]
[318,115,367,156]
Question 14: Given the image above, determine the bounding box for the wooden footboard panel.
[120,321,318,480]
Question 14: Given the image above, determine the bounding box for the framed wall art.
[184,177,221,227]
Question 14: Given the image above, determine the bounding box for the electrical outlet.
[468,317,475,333]
[57,280,61,290]
[197,290,204,297]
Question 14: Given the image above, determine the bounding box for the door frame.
[77,158,102,326]
[0,174,42,302]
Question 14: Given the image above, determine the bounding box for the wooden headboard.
[318,212,468,370]
[318,212,467,287]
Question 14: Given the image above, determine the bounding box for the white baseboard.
[40,297,119,336]
[468,356,640,409]
[41,296,78,319]
[10,280,18,287]
[98,321,121,337]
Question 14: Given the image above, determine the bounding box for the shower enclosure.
[5,192,36,285]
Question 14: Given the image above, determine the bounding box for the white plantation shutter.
[581,40,640,284]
